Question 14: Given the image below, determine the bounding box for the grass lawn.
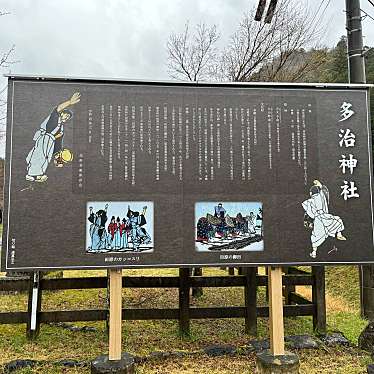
[0,266,371,373]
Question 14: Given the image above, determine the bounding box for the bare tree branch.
[166,21,220,82]
[220,0,327,82]
[0,44,17,69]
[166,0,328,84]
[0,10,18,135]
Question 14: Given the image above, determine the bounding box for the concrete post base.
[256,350,300,374]
[91,353,135,374]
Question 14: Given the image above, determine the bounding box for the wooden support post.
[256,267,300,372]
[244,267,257,336]
[191,267,203,298]
[256,267,300,373]
[312,266,326,333]
[283,267,295,305]
[27,271,42,340]
[109,269,122,361]
[92,270,135,373]
[268,267,284,356]
[105,271,110,335]
[228,267,235,276]
[179,268,190,337]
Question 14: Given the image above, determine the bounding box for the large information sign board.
[1,76,373,270]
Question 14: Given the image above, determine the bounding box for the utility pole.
[346,0,366,83]
[345,0,371,318]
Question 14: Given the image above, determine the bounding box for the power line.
[367,0,374,8]
[321,0,331,16]
[309,0,330,29]
[361,8,374,22]
[315,0,327,17]
[309,0,327,26]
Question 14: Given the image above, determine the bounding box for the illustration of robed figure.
[126,206,151,251]
[302,180,346,258]
[88,204,109,251]
[120,218,129,249]
[26,92,81,183]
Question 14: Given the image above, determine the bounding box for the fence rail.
[0,266,326,339]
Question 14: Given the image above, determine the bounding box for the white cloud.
[1,0,373,82]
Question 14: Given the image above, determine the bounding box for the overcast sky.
[1,0,374,82]
[0,0,374,155]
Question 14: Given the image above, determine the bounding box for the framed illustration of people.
[86,202,154,253]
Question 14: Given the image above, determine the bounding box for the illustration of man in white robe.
[302,180,346,258]
[25,92,81,182]
[247,212,257,235]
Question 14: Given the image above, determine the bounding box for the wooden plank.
[189,307,246,318]
[283,267,295,305]
[288,292,312,305]
[258,304,314,318]
[190,276,245,287]
[244,267,257,335]
[0,312,28,324]
[283,275,314,286]
[287,267,311,276]
[268,267,285,356]
[0,279,29,291]
[0,303,315,325]
[186,305,314,319]
[0,270,318,333]
[40,276,180,290]
[124,276,179,288]
[191,274,312,287]
[312,266,326,333]
[179,268,190,336]
[257,274,313,287]
[0,274,313,292]
[283,304,314,317]
[122,308,179,320]
[39,310,107,322]
[108,269,122,361]
[41,277,107,290]
[192,268,203,297]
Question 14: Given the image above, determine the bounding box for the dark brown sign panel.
[1,76,373,270]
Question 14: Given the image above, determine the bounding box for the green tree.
[321,36,348,83]
[364,47,374,137]
[321,36,373,128]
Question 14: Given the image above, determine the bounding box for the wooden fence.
[0,266,326,339]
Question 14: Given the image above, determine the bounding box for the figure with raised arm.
[302,180,346,258]
[26,92,81,182]
[126,205,151,251]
